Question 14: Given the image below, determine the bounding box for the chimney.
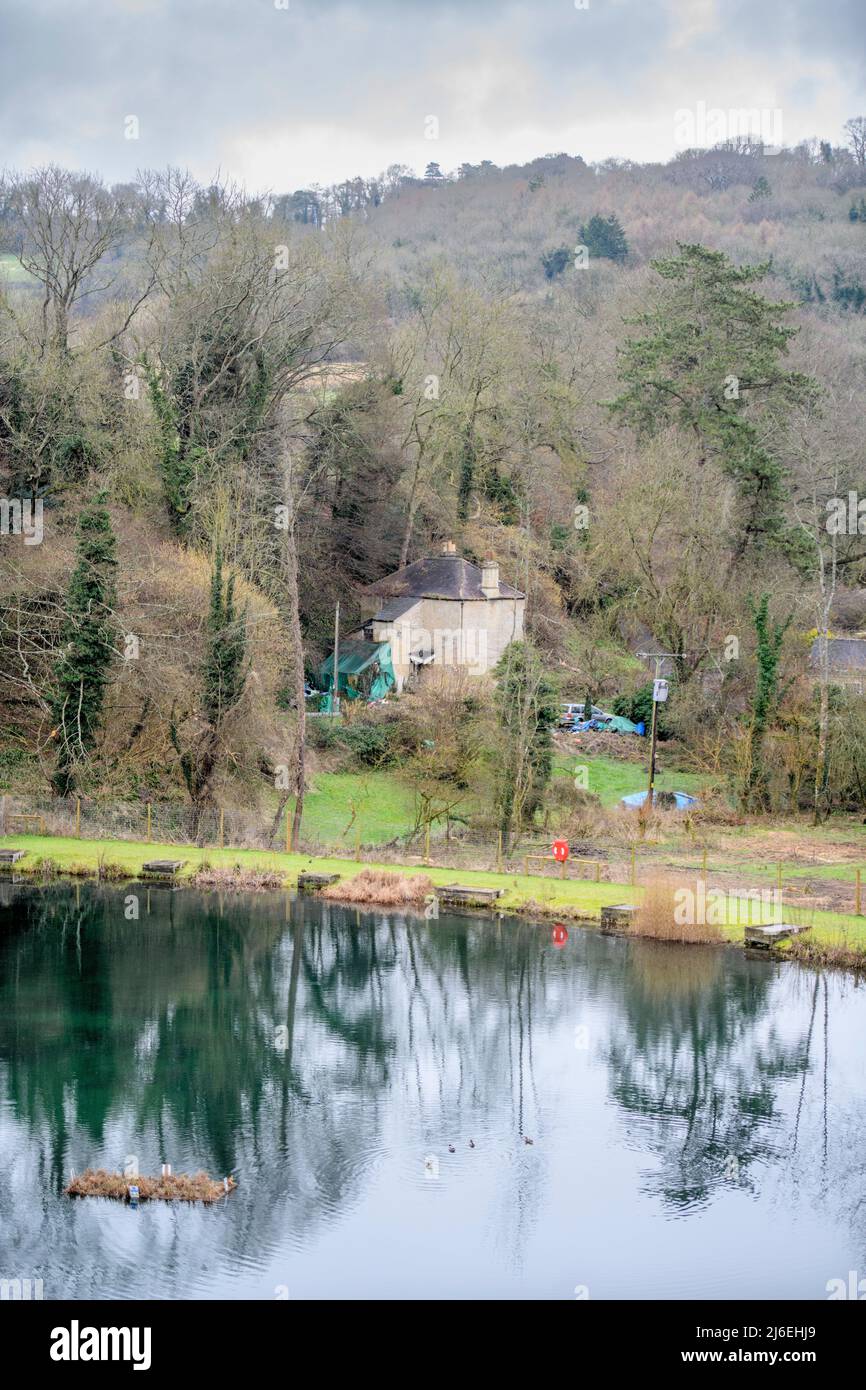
[481,558,500,598]
[441,539,457,555]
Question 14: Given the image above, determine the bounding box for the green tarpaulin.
[318,639,396,711]
[608,714,641,734]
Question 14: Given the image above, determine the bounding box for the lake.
[1,879,864,1300]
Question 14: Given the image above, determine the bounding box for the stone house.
[355,541,525,689]
[809,635,866,694]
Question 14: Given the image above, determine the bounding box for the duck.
[469,1139,475,1149]
[448,1144,455,1153]
[523,1136,534,1145]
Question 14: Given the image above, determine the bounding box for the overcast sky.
[1,0,863,190]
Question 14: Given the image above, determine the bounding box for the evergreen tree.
[749,176,772,201]
[541,245,572,279]
[49,495,118,795]
[579,213,628,262]
[610,243,819,556]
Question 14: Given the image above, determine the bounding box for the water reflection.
[0,881,864,1299]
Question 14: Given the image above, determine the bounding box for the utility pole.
[331,600,341,719]
[637,651,679,827]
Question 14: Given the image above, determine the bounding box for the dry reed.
[631,875,724,944]
[65,1167,236,1203]
[320,868,433,906]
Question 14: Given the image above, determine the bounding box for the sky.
[0,0,863,191]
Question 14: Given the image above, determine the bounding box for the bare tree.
[843,116,866,168]
[1,166,145,355]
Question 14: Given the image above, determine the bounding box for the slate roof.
[364,553,524,604]
[810,636,866,671]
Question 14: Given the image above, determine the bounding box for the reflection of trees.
[604,939,815,1208]
[1,882,859,1297]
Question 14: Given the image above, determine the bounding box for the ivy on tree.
[493,641,559,851]
[49,494,118,795]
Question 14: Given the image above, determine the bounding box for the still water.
[0,880,864,1300]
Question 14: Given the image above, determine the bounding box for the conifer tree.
[610,243,819,557]
[49,494,118,795]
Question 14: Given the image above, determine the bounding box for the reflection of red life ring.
[552,924,568,947]
[552,839,569,863]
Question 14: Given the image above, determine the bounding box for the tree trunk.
[281,453,306,852]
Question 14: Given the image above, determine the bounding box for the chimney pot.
[481,558,500,597]
[441,539,457,555]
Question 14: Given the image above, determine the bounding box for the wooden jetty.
[743,922,810,951]
[297,872,341,892]
[600,903,638,934]
[0,849,25,866]
[433,884,503,909]
[141,859,186,881]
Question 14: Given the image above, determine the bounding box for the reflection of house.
[356,541,525,689]
[809,635,866,693]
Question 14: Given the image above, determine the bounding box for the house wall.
[372,595,524,686]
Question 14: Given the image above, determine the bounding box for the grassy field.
[551,751,709,806]
[0,253,36,285]
[3,832,865,957]
[296,770,418,846]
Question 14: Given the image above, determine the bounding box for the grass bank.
[3,832,866,965]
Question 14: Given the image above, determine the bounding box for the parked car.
[559,702,584,727]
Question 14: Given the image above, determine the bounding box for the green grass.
[552,752,710,806]
[297,770,418,846]
[3,832,865,955]
[0,254,36,286]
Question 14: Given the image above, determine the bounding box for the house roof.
[810,636,866,671]
[364,553,524,603]
[371,595,420,622]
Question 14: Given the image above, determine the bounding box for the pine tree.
[579,213,628,262]
[49,494,118,795]
[610,243,819,556]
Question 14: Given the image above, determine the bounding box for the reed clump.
[631,875,724,944]
[65,1167,236,1203]
[192,865,285,891]
[321,868,433,906]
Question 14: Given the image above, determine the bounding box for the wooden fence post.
[146,803,152,844]
[355,824,361,861]
[630,846,636,887]
[75,798,81,838]
[856,868,862,917]
[219,807,225,849]
[496,830,503,873]
[424,822,431,865]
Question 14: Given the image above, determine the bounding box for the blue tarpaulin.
[621,790,697,810]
